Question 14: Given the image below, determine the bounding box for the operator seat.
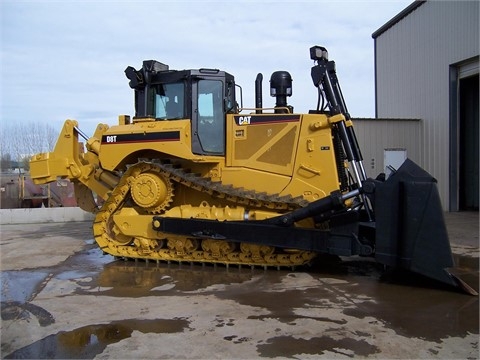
[166,99,182,119]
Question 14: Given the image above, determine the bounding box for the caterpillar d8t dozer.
[30,46,475,294]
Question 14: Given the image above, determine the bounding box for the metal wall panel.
[353,119,422,178]
[374,0,480,209]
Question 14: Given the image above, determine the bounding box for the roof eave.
[372,0,426,39]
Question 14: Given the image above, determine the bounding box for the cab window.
[155,83,184,119]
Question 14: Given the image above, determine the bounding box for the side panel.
[225,113,342,201]
[226,114,300,176]
[284,113,342,201]
[98,120,197,170]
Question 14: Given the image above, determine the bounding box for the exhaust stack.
[255,73,263,114]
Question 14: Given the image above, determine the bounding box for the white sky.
[1,0,412,137]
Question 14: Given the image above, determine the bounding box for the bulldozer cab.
[125,61,236,156]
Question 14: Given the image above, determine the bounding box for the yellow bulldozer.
[30,46,473,293]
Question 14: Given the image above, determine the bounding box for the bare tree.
[0,126,14,171]
[0,122,58,172]
[0,152,12,171]
[44,123,58,152]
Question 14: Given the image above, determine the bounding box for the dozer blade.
[374,159,477,295]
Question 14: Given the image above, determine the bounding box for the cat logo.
[238,116,251,125]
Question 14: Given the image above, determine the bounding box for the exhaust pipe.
[255,73,263,114]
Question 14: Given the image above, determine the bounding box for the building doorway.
[459,74,479,210]
[450,59,479,211]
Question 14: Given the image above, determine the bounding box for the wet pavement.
[1,214,478,359]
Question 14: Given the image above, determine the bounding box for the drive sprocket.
[128,165,174,214]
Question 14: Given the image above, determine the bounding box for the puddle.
[4,318,190,359]
[257,334,380,358]
[82,255,478,343]
[1,246,112,303]
[214,261,479,342]
[342,278,479,341]
[58,246,113,272]
[55,270,98,281]
[75,260,258,297]
[1,270,51,303]
[1,301,55,326]
[51,246,111,281]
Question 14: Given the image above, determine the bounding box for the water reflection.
[5,318,190,359]
[76,260,260,297]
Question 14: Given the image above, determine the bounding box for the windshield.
[155,82,185,119]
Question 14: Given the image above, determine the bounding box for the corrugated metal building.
[367,0,479,211]
[354,117,422,178]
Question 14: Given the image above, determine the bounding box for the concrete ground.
[1,212,478,359]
